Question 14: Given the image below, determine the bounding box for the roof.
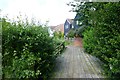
[66,19,74,24]
[74,13,82,20]
[50,24,64,33]
[55,24,64,33]
[58,24,64,33]
[50,26,57,30]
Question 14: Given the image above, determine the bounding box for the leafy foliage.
[83,27,96,53]
[67,29,75,38]
[70,2,120,78]
[2,17,65,79]
[75,25,87,37]
[54,31,64,39]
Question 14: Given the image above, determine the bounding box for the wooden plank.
[52,45,105,78]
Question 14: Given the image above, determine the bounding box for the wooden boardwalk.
[52,38,105,78]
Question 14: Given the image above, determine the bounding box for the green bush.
[54,31,64,39]
[83,26,120,78]
[93,24,120,78]
[64,40,72,46]
[2,17,65,79]
[67,29,75,38]
[83,27,96,54]
[82,3,120,78]
[76,25,87,37]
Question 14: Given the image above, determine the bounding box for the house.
[49,26,57,32]
[54,24,64,33]
[73,13,81,29]
[64,19,74,37]
[64,13,83,37]
[74,13,88,37]
[50,24,64,33]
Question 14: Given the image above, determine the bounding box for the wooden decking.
[52,38,105,78]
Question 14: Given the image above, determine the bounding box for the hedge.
[2,17,65,79]
[83,3,120,78]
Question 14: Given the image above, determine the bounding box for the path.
[73,37,83,47]
[52,38,105,78]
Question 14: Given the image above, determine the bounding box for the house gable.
[73,13,83,29]
[73,14,80,29]
[64,19,73,36]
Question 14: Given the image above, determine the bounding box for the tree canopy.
[69,1,120,78]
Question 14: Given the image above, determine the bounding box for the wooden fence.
[54,42,65,57]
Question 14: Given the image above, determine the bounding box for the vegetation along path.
[52,38,105,78]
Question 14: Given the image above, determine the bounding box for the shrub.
[67,29,75,38]
[76,25,87,37]
[2,17,65,79]
[83,3,120,78]
[54,31,64,39]
[83,27,96,54]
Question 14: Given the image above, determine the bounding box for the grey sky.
[0,0,76,26]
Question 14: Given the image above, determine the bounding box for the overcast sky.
[0,0,76,26]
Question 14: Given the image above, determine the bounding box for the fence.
[54,41,65,57]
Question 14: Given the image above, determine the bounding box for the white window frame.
[76,21,82,25]
[72,25,74,28]
[76,21,79,25]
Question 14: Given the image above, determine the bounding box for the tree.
[67,29,75,38]
[69,1,120,78]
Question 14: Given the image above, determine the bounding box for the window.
[72,25,74,28]
[65,25,68,29]
[76,21,79,25]
[76,20,82,25]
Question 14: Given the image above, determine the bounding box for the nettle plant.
[2,16,65,79]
